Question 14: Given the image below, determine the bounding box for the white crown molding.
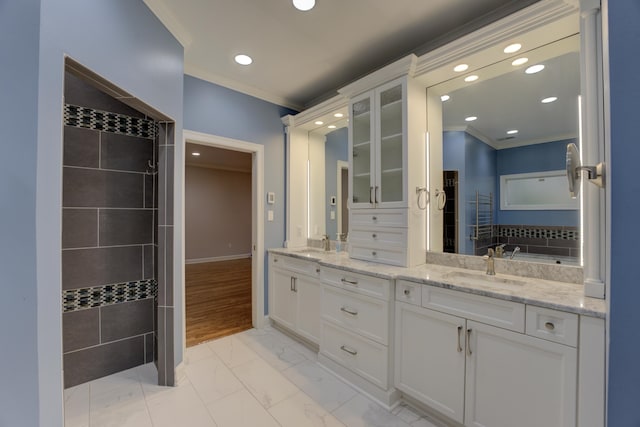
[283,95,347,128]
[143,0,193,48]
[414,0,579,77]
[338,54,417,98]
[185,65,303,112]
[494,132,578,150]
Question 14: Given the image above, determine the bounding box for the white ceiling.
[144,0,538,110]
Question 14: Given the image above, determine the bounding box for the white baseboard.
[185,253,251,264]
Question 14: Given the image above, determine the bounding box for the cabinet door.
[350,91,375,208]
[395,302,466,423]
[375,80,405,207]
[296,275,321,344]
[464,320,577,427]
[270,268,297,330]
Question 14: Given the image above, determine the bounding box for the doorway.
[182,130,265,347]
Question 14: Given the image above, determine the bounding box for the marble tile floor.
[64,325,441,427]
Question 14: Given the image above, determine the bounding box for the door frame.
[181,130,266,339]
[336,160,349,235]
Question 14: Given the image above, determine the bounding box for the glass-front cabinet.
[350,78,406,209]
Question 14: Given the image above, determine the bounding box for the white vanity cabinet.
[347,75,426,268]
[269,253,321,345]
[318,266,399,406]
[395,280,579,427]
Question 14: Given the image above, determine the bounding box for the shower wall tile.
[143,244,154,280]
[145,333,154,364]
[157,226,166,306]
[101,132,153,173]
[165,146,174,225]
[157,306,174,386]
[62,208,98,249]
[64,335,145,388]
[63,167,144,208]
[158,145,167,225]
[65,72,145,118]
[62,246,142,290]
[98,209,153,246]
[101,299,154,342]
[144,174,155,208]
[63,126,99,168]
[63,308,100,353]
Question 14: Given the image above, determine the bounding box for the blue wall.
[607,0,640,425]
[443,131,496,254]
[0,1,184,424]
[325,127,348,239]
[0,1,42,426]
[183,75,297,313]
[496,139,579,226]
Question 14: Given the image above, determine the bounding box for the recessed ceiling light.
[440,95,450,102]
[464,75,479,82]
[453,64,469,72]
[234,54,252,65]
[328,125,337,129]
[293,0,315,11]
[333,113,344,118]
[512,57,529,66]
[503,43,522,54]
[315,121,324,125]
[465,116,477,122]
[192,152,201,156]
[525,64,545,74]
[507,130,519,135]
[541,96,558,103]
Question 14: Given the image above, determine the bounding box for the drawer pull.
[274,258,278,262]
[457,326,463,353]
[316,268,320,273]
[340,345,358,356]
[372,216,377,221]
[466,328,473,356]
[341,278,358,286]
[372,233,377,239]
[340,306,358,316]
[403,289,411,296]
[545,321,556,331]
[372,251,377,256]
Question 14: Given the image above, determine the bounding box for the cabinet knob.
[274,258,278,262]
[372,216,378,221]
[544,321,556,331]
[372,234,377,239]
[316,268,320,273]
[372,251,377,256]
[403,289,411,296]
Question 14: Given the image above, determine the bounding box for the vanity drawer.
[321,266,391,300]
[351,209,407,228]
[271,254,319,277]
[525,305,578,347]
[322,285,389,345]
[422,285,525,333]
[320,321,388,389]
[395,280,422,306]
[349,227,406,248]
[349,244,407,267]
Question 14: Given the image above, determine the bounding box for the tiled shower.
[61,69,174,387]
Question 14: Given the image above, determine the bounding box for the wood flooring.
[185,257,252,347]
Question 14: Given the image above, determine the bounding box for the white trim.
[500,170,580,211]
[182,130,266,331]
[338,55,417,99]
[282,95,347,127]
[185,253,251,264]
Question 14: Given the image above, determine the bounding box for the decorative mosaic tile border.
[497,226,579,240]
[64,104,156,139]
[63,279,157,313]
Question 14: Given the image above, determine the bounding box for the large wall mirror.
[423,13,582,266]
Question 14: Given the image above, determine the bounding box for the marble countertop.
[268,247,606,319]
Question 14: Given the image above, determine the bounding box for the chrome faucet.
[322,234,331,251]
[484,248,496,275]
[510,246,521,260]
[495,244,506,258]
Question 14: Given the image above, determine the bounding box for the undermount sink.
[442,271,528,288]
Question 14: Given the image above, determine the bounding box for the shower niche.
[61,59,175,387]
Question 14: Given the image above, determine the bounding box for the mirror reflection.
[430,34,581,264]
[308,120,349,242]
